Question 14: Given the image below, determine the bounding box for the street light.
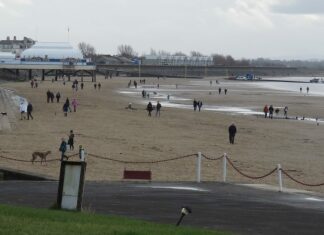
[138,59,141,80]
[176,206,192,226]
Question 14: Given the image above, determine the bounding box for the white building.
[0,52,16,63]
[21,42,83,61]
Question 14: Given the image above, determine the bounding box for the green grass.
[0,204,231,235]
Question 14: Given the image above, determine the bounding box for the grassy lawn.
[0,204,232,235]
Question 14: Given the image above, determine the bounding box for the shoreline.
[117,78,324,124]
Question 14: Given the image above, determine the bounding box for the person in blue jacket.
[59,138,67,161]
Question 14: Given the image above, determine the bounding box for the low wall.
[0,167,55,181]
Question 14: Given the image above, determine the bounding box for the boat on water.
[310,78,324,83]
[310,78,320,83]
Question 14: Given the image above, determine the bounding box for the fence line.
[1,151,324,189]
[281,169,324,187]
[0,153,78,163]
[87,153,197,164]
[226,156,277,180]
[201,153,224,161]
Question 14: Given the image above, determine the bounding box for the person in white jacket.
[19,100,27,120]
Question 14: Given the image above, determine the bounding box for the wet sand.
[0,76,324,193]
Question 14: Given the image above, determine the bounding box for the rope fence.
[281,169,324,187]
[87,153,197,164]
[0,153,78,163]
[226,156,277,180]
[201,153,224,161]
[1,150,324,190]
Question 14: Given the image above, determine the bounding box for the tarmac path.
[0,181,323,235]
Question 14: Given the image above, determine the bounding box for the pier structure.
[0,42,96,82]
[96,64,298,78]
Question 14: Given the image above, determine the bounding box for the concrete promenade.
[0,181,323,235]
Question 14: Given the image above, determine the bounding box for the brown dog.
[31,151,51,165]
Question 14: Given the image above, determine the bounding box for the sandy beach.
[0,76,324,193]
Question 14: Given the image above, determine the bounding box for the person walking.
[269,105,274,119]
[198,101,203,112]
[65,98,71,112]
[263,105,269,118]
[284,106,288,119]
[27,102,33,120]
[56,92,61,103]
[147,102,153,117]
[193,99,198,111]
[46,90,51,103]
[224,88,228,95]
[59,138,67,161]
[19,101,27,120]
[68,130,75,150]
[228,123,237,144]
[307,86,309,94]
[71,98,78,112]
[81,82,84,90]
[156,101,162,117]
[218,87,222,94]
[94,83,97,89]
[50,92,54,103]
[98,83,101,90]
[63,102,69,117]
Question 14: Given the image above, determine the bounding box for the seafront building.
[0,36,35,56]
[21,42,86,64]
[142,55,213,66]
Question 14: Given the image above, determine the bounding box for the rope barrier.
[2,151,324,187]
[226,156,277,180]
[87,153,197,164]
[201,154,224,161]
[0,153,79,163]
[281,169,324,187]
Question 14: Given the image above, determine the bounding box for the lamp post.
[176,206,192,226]
[138,59,141,80]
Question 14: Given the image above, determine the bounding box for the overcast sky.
[1,0,324,60]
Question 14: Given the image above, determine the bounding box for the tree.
[78,42,96,58]
[149,48,157,56]
[173,51,187,56]
[225,55,235,65]
[212,54,226,65]
[117,45,137,58]
[190,51,203,57]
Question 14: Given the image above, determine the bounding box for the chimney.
[14,36,17,41]
[6,36,10,40]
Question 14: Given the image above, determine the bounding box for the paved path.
[0,181,323,235]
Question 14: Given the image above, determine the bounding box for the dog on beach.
[31,151,51,164]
